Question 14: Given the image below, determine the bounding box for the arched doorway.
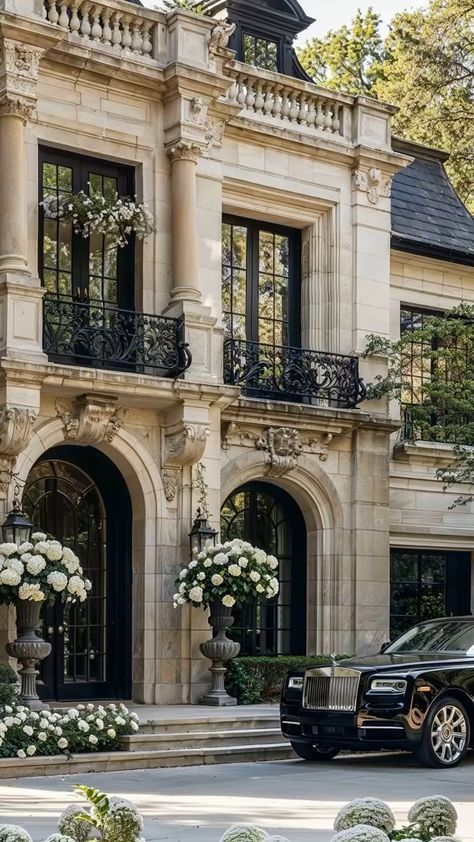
[221,481,306,655]
[23,445,132,701]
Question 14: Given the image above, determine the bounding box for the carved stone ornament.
[256,427,302,477]
[207,22,236,56]
[353,167,393,205]
[205,118,225,150]
[0,406,37,495]
[221,422,334,466]
[161,467,180,503]
[163,423,210,468]
[167,140,203,164]
[55,394,126,445]
[0,39,43,122]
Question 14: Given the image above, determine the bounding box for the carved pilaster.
[55,394,126,445]
[353,167,392,205]
[0,406,37,494]
[161,422,210,502]
[0,39,43,122]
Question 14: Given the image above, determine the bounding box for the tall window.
[39,148,135,310]
[221,482,306,655]
[222,217,300,347]
[243,33,279,71]
[390,548,471,641]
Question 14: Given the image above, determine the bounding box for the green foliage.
[298,0,474,210]
[364,303,474,504]
[0,663,18,684]
[160,0,205,11]
[297,8,385,96]
[225,655,349,704]
[376,0,474,211]
[0,662,19,707]
[74,786,109,822]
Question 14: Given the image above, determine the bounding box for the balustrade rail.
[224,338,366,407]
[43,295,192,376]
[44,0,157,60]
[224,62,352,139]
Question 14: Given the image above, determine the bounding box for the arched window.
[221,482,306,655]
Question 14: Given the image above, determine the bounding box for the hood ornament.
[330,653,338,673]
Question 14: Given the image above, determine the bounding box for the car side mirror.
[380,641,391,653]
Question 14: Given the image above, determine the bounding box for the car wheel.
[417,696,470,768]
[290,741,340,761]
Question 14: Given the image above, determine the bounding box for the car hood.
[337,652,473,672]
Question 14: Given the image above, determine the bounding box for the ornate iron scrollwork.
[43,295,192,377]
[223,338,366,408]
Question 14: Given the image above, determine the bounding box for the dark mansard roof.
[391,138,474,267]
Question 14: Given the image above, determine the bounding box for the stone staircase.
[120,704,295,768]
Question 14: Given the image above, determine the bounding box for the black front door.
[23,447,132,701]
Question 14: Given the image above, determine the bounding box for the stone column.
[167,141,203,305]
[0,105,29,274]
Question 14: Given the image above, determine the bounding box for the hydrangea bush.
[174,538,279,610]
[0,533,91,605]
[42,189,154,248]
[0,702,138,758]
[334,797,458,842]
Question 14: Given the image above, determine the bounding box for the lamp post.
[189,508,217,556]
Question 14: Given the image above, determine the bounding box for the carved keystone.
[55,394,126,445]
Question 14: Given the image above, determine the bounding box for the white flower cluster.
[173,538,279,610]
[0,827,33,842]
[0,702,139,759]
[219,826,289,842]
[41,188,154,249]
[408,797,458,838]
[332,796,458,842]
[0,535,91,606]
[334,799,395,834]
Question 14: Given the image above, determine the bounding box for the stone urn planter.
[6,599,51,710]
[199,601,240,706]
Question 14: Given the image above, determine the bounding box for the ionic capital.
[166,140,204,164]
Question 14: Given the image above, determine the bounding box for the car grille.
[303,668,360,712]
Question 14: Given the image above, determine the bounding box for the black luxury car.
[281,616,474,768]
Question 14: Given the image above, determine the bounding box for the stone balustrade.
[43,0,158,60]
[225,61,354,140]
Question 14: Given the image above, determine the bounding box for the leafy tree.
[159,0,204,10]
[364,304,474,505]
[297,8,385,96]
[376,0,474,211]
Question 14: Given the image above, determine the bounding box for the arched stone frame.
[221,449,352,655]
[13,417,169,704]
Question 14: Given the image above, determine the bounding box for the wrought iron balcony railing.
[43,295,192,377]
[224,338,366,408]
[402,403,474,444]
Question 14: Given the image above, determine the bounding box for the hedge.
[225,655,350,704]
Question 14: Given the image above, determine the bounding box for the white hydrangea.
[211,574,224,586]
[188,560,198,569]
[219,825,269,842]
[31,532,47,541]
[7,558,24,575]
[63,558,80,575]
[238,557,249,568]
[46,545,63,562]
[228,564,242,577]
[18,542,33,554]
[222,595,235,608]
[334,799,395,834]
[0,568,21,586]
[67,575,84,595]
[249,571,261,583]
[77,720,89,732]
[0,543,19,557]
[47,571,68,592]
[256,584,265,593]
[18,583,44,602]
[179,570,187,580]
[214,553,228,565]
[88,735,98,745]
[203,559,213,568]
[0,826,33,842]
[197,572,206,581]
[25,556,46,575]
[408,797,457,837]
[99,797,143,842]
[332,826,390,842]
[44,835,76,842]
[189,586,203,602]
[26,746,36,756]
[33,541,49,555]
[58,805,92,842]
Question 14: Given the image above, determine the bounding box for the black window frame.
[222,214,301,348]
[242,29,281,72]
[38,146,136,311]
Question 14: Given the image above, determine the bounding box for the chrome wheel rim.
[431,704,467,764]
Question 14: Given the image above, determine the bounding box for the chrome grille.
[303,667,360,711]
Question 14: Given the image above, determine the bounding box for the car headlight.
[369,677,407,694]
[287,676,304,690]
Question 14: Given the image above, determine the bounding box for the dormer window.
[202,0,314,80]
[243,33,278,71]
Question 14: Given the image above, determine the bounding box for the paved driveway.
[1,753,474,842]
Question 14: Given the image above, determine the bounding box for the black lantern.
[189,508,217,555]
[2,496,33,545]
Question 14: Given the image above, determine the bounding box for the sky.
[295,0,425,44]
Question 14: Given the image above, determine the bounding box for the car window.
[386,620,474,654]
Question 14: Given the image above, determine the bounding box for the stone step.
[123,726,283,751]
[139,714,280,735]
[0,742,295,780]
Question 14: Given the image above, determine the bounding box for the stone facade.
[0,0,471,704]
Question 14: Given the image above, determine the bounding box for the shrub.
[0,663,19,707]
[332,826,390,842]
[334,799,395,834]
[225,655,350,704]
[408,798,457,839]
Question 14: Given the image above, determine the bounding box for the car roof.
[412,616,474,626]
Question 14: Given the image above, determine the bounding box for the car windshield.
[386,620,474,654]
